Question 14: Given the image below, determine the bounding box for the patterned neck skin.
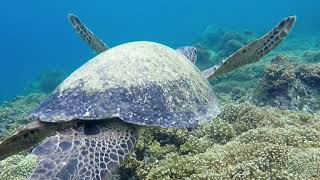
[176,46,198,64]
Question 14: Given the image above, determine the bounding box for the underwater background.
[1,0,320,179]
[0,0,320,102]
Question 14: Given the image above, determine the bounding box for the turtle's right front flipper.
[29,121,137,180]
[203,16,296,80]
[68,14,109,54]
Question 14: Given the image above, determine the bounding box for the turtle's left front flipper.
[29,121,137,180]
[203,16,296,80]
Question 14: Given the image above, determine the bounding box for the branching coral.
[119,101,320,179]
[0,93,45,140]
[0,94,44,179]
[0,154,37,180]
[194,118,236,144]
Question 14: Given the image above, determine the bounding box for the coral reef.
[210,62,266,102]
[260,55,296,93]
[220,38,244,58]
[26,69,66,94]
[257,55,320,112]
[0,94,319,179]
[194,44,220,70]
[196,27,254,54]
[0,93,45,140]
[303,50,320,63]
[0,155,37,180]
[194,27,256,70]
[37,69,66,93]
[117,101,320,179]
[296,64,320,88]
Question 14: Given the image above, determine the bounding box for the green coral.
[119,101,320,179]
[146,142,293,180]
[0,154,37,180]
[179,137,213,155]
[0,93,45,140]
[194,118,236,144]
[219,102,285,134]
[0,94,44,179]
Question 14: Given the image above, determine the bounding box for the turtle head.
[176,46,198,64]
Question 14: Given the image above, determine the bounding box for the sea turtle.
[0,14,296,179]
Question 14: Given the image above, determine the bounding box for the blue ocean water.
[0,0,319,102]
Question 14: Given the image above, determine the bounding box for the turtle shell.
[30,41,220,128]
